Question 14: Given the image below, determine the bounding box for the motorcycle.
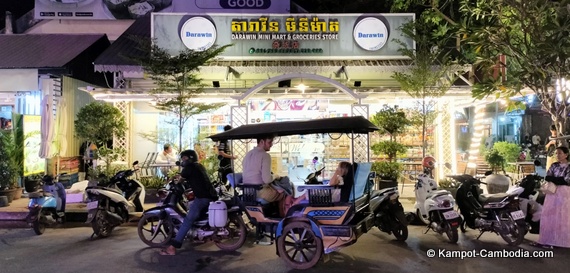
[412,167,460,243]
[370,185,409,241]
[25,174,67,235]
[85,161,145,238]
[506,174,543,234]
[450,173,527,246]
[137,175,247,251]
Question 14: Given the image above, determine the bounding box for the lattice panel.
[113,101,131,162]
[230,106,248,172]
[436,100,456,180]
[352,104,370,162]
[114,72,126,89]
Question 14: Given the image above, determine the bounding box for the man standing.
[217,125,236,185]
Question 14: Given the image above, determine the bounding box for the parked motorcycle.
[26,174,67,235]
[370,186,409,241]
[413,160,460,243]
[137,176,247,250]
[450,174,527,246]
[506,173,544,234]
[85,161,145,238]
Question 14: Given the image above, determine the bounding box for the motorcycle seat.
[426,190,451,199]
[478,193,510,204]
[28,192,49,198]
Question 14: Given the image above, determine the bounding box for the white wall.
[131,102,159,163]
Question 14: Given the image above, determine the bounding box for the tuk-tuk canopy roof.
[208,116,378,141]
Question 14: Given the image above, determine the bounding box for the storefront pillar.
[351,104,370,162]
[230,104,247,172]
[113,101,131,163]
[435,99,456,180]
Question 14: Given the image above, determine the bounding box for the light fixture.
[295,79,309,93]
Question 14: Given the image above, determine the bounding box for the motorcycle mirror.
[409,175,414,180]
[175,161,181,166]
[534,159,541,166]
[132,160,139,166]
[444,162,452,169]
[484,170,493,176]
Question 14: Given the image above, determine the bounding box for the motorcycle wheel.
[138,213,174,248]
[416,209,430,225]
[32,216,46,235]
[444,222,459,244]
[214,214,247,251]
[392,212,408,241]
[92,210,113,238]
[277,221,323,270]
[499,217,525,246]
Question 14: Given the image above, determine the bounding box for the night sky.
[0,0,35,31]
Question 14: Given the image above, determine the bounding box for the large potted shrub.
[370,105,410,189]
[484,148,510,193]
[0,130,20,204]
[75,101,128,182]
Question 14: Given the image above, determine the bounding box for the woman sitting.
[328,161,355,202]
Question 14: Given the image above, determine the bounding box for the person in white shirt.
[156,144,177,176]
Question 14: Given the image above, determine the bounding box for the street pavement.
[1,213,568,273]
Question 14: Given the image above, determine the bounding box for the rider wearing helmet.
[160,149,218,256]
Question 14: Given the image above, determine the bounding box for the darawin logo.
[353,17,389,51]
[180,17,217,51]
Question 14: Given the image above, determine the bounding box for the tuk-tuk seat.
[350,162,372,211]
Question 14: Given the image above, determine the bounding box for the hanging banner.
[34,0,290,20]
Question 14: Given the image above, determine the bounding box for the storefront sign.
[180,17,217,51]
[34,0,289,20]
[155,13,414,60]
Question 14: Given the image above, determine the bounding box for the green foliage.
[94,146,127,176]
[139,176,167,189]
[459,0,570,132]
[74,101,127,146]
[370,105,410,140]
[484,149,506,173]
[0,130,18,189]
[438,178,460,189]
[492,141,521,163]
[372,161,403,181]
[371,141,408,162]
[129,37,231,150]
[87,164,124,186]
[201,154,220,182]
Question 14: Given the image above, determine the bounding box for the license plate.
[87,201,99,210]
[443,210,460,220]
[510,210,525,220]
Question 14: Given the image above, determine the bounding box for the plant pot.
[144,188,162,204]
[0,188,20,203]
[378,179,398,190]
[486,174,510,194]
[11,187,22,200]
[0,196,9,207]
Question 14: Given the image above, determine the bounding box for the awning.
[0,34,109,69]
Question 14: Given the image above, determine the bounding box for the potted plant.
[438,178,460,199]
[139,175,167,204]
[75,101,128,182]
[370,105,410,189]
[484,148,511,193]
[0,130,20,204]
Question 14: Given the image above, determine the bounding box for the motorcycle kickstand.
[476,230,485,240]
[89,232,97,240]
[424,223,432,234]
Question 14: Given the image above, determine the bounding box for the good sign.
[221,0,271,9]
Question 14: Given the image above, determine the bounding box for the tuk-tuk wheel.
[277,221,323,270]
